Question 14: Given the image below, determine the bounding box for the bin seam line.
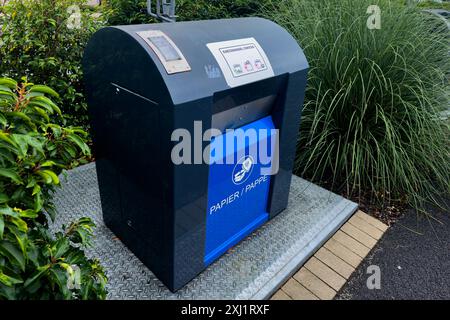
[111,82,159,105]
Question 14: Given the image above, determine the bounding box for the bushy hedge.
[176,0,270,21]
[415,0,450,10]
[105,0,270,25]
[0,77,107,299]
[104,0,154,25]
[0,0,107,127]
[266,0,450,210]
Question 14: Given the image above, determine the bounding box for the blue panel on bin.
[204,116,276,266]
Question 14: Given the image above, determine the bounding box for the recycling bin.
[83,17,309,292]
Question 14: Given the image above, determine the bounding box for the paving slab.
[348,215,384,240]
[270,289,292,300]
[305,257,346,291]
[293,268,335,300]
[314,247,354,279]
[341,223,378,248]
[324,238,362,268]
[281,279,318,300]
[273,211,388,300]
[332,230,371,258]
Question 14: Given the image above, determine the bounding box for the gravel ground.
[336,200,450,300]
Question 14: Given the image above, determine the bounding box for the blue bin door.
[204,116,276,266]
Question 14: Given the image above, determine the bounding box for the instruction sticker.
[207,38,274,87]
[136,30,191,74]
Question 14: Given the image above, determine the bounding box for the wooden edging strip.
[272,211,389,300]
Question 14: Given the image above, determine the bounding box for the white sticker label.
[207,38,274,87]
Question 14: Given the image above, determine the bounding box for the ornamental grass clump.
[266,0,450,211]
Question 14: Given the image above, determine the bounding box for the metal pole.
[147,0,176,22]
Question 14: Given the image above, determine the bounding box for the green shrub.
[0,77,107,299]
[105,0,270,25]
[0,0,107,128]
[105,0,154,25]
[416,1,450,11]
[266,0,450,210]
[176,0,270,21]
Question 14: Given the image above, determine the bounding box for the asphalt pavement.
[336,200,450,300]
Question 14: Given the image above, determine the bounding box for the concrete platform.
[51,162,357,300]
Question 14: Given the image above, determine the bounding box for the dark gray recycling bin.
[83,17,309,292]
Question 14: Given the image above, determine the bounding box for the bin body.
[83,17,308,291]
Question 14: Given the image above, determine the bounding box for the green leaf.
[0,216,4,239]
[0,113,7,127]
[0,150,15,164]
[46,124,62,138]
[64,144,77,158]
[25,91,45,99]
[26,242,40,267]
[40,160,56,167]
[47,18,57,27]
[28,100,53,114]
[81,279,93,300]
[29,85,59,98]
[11,188,26,202]
[0,193,9,204]
[49,268,71,298]
[66,133,90,155]
[26,178,36,189]
[46,206,56,222]
[54,237,70,259]
[0,241,26,272]
[70,127,88,137]
[37,170,59,185]
[0,270,23,286]
[0,206,18,218]
[24,264,51,288]
[0,90,14,98]
[32,184,41,196]
[0,85,12,93]
[0,78,17,89]
[25,135,44,154]
[0,168,22,184]
[36,171,52,184]
[9,217,28,233]
[0,284,16,299]
[0,132,19,149]
[6,112,35,130]
[12,134,44,155]
[11,134,28,157]
[0,95,15,104]
[33,193,43,212]
[30,96,61,116]
[18,209,38,219]
[43,170,59,184]
[31,106,50,122]
[66,217,95,246]
[9,226,27,255]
